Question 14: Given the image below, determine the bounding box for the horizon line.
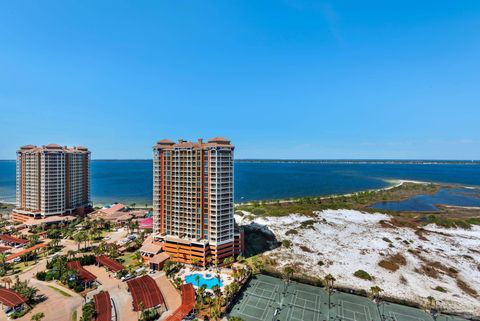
[0,158,479,162]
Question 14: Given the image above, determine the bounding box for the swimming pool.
[185,273,223,289]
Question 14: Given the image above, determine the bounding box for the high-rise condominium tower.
[13,144,90,222]
[152,137,243,265]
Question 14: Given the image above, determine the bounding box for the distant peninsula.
[236,159,480,165]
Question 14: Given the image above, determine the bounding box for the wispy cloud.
[319,3,346,46]
[284,0,347,46]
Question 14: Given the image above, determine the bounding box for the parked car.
[121,274,134,282]
[5,307,14,316]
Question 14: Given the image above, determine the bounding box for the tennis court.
[333,291,380,321]
[228,275,471,321]
[381,302,433,321]
[230,275,280,321]
[229,274,327,321]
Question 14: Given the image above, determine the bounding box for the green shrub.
[36,271,47,281]
[448,267,458,274]
[282,240,291,248]
[434,286,447,293]
[251,208,266,215]
[353,270,372,281]
[10,309,29,319]
[300,220,316,229]
[286,229,298,236]
[78,255,96,266]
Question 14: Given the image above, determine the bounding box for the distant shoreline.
[236,159,480,165]
[0,159,479,164]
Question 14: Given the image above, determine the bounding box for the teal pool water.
[185,273,223,289]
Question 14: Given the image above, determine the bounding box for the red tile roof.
[208,136,230,143]
[127,275,164,311]
[0,288,27,308]
[67,261,96,283]
[165,284,195,321]
[101,203,125,215]
[96,255,125,272]
[6,243,46,262]
[0,234,29,244]
[93,291,112,321]
[0,246,11,253]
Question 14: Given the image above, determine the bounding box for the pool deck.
[178,266,234,290]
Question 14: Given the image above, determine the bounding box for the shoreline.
[3,179,478,208]
[234,179,426,206]
[235,179,480,206]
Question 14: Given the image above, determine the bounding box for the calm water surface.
[1,160,480,205]
[372,188,480,212]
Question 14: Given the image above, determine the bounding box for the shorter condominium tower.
[13,144,91,222]
[152,137,243,265]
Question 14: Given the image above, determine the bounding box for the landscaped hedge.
[77,254,96,266]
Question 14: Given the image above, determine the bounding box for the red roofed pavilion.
[165,284,195,321]
[127,275,164,311]
[93,291,112,321]
[0,288,27,308]
[96,255,125,273]
[67,261,96,285]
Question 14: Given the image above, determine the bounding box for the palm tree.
[370,285,384,318]
[369,286,383,302]
[0,253,6,274]
[282,266,294,293]
[73,232,83,251]
[87,231,95,248]
[426,296,439,320]
[4,277,12,289]
[28,234,40,247]
[67,250,76,260]
[223,256,234,268]
[325,273,336,312]
[197,284,207,309]
[131,221,139,234]
[211,304,221,321]
[133,251,142,264]
[190,257,200,270]
[426,296,436,310]
[194,274,201,288]
[48,238,60,250]
[212,284,221,298]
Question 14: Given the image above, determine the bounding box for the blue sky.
[1,1,479,160]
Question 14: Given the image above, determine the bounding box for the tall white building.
[13,144,90,222]
[152,137,243,265]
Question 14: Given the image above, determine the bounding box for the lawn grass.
[71,310,77,321]
[119,252,142,268]
[48,285,72,297]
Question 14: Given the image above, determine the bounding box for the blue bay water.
[1,160,480,205]
[372,188,480,212]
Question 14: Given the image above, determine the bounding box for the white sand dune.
[237,209,480,316]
